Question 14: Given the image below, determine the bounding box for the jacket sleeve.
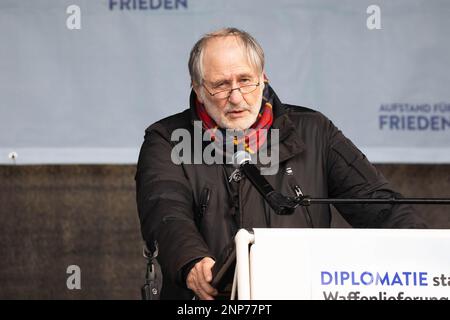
[135,123,212,286]
[323,116,428,228]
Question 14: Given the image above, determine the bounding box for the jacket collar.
[266,85,306,165]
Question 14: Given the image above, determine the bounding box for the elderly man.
[135,28,427,300]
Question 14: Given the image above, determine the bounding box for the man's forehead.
[202,36,259,81]
[202,37,246,61]
[205,68,255,81]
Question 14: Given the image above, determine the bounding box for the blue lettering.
[378,115,450,131]
[176,0,188,9]
[109,0,188,10]
[390,115,400,130]
[150,0,161,9]
[434,103,450,113]
[379,115,388,129]
[430,116,440,131]
[165,0,173,9]
[402,272,411,285]
[443,116,450,129]
[379,104,389,112]
[109,0,118,9]
[417,116,428,130]
[419,272,428,286]
[320,271,431,287]
[341,272,350,285]
[391,272,403,286]
[351,272,360,285]
[407,116,416,130]
[321,271,333,285]
[361,272,374,285]
[121,0,131,10]
[139,0,147,9]
[376,273,390,285]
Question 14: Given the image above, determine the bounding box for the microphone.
[232,151,295,215]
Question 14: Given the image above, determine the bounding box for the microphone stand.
[268,192,450,215]
[296,196,450,206]
[231,151,450,215]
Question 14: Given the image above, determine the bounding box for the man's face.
[194,36,264,130]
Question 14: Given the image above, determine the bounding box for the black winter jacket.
[135,86,427,299]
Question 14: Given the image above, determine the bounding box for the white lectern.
[234,228,450,300]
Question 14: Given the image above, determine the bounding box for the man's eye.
[240,78,251,84]
[214,83,228,90]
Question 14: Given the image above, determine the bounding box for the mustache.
[224,104,252,113]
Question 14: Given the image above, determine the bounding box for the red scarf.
[195,86,273,154]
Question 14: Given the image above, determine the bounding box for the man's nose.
[228,88,244,105]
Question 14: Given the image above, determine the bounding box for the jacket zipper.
[239,181,244,228]
[199,187,211,218]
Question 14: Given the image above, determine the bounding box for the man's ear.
[192,85,204,104]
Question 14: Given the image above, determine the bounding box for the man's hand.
[186,257,218,300]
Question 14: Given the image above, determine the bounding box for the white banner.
[238,228,450,300]
[1,0,449,164]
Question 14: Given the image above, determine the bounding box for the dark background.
[0,164,449,299]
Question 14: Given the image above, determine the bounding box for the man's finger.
[198,277,218,297]
[189,273,214,300]
[195,285,215,300]
[202,258,215,282]
[200,258,218,296]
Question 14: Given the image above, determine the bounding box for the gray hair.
[188,27,265,86]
